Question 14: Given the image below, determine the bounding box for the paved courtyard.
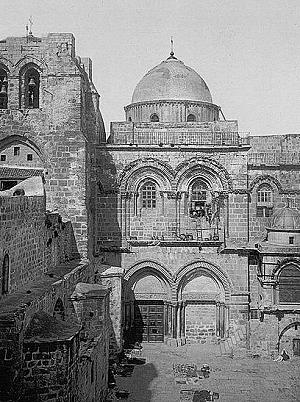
[112,343,300,402]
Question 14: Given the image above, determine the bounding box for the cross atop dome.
[167,36,177,60]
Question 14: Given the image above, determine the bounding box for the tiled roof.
[0,166,43,179]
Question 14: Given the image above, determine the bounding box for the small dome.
[132,55,212,104]
[271,207,300,230]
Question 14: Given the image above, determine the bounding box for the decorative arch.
[174,260,232,301]
[12,56,47,75]
[175,157,233,193]
[124,260,173,285]
[0,134,46,164]
[249,174,282,193]
[275,262,300,304]
[277,321,300,353]
[272,258,300,278]
[0,57,13,69]
[124,260,173,301]
[118,158,174,192]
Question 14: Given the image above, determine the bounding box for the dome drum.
[127,55,219,124]
[125,99,219,123]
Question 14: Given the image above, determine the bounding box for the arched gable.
[118,158,174,192]
[249,174,282,193]
[124,259,173,286]
[0,134,46,163]
[175,157,233,192]
[12,56,47,75]
[174,259,232,301]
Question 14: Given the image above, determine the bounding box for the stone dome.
[132,55,212,104]
[270,207,300,230]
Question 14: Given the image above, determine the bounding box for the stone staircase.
[219,326,247,356]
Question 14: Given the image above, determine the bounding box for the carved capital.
[120,191,133,199]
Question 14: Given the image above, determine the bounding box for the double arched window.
[278,264,300,304]
[141,181,157,209]
[257,184,273,217]
[1,254,9,295]
[0,67,8,109]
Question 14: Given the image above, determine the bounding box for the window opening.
[257,185,273,217]
[14,147,20,156]
[0,68,8,109]
[150,113,159,122]
[278,264,300,303]
[189,180,209,218]
[27,153,33,161]
[187,114,196,122]
[0,155,6,161]
[25,68,40,109]
[0,180,18,191]
[2,254,9,295]
[141,182,156,209]
[289,236,294,245]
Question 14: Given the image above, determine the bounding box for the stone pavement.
[113,343,300,402]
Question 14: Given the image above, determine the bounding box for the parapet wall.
[0,195,46,293]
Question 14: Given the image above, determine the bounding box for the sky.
[2,0,300,136]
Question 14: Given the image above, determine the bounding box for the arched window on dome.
[1,254,9,295]
[150,113,159,122]
[0,68,8,109]
[189,179,209,218]
[141,181,157,209]
[257,184,273,217]
[278,264,300,304]
[187,114,196,122]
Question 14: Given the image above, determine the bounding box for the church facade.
[97,50,300,355]
[0,31,299,400]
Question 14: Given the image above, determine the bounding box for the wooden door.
[293,339,300,356]
[134,302,164,342]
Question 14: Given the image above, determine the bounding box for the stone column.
[181,302,186,344]
[176,301,181,340]
[172,303,177,339]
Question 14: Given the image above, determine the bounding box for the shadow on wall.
[97,145,122,267]
[45,213,81,265]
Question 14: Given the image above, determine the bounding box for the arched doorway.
[124,263,172,343]
[278,322,300,357]
[176,262,230,344]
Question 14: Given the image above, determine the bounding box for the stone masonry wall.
[96,147,249,244]
[248,134,300,240]
[0,33,105,256]
[185,303,216,343]
[0,195,46,293]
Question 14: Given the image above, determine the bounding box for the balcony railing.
[109,130,250,146]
